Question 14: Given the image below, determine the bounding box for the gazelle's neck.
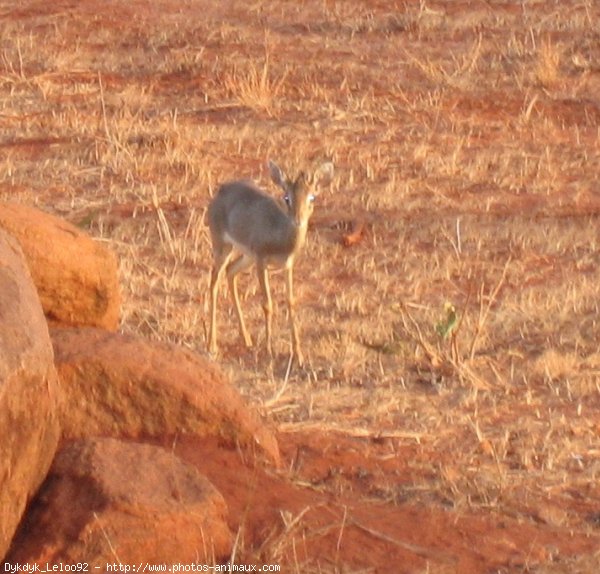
[293,220,309,251]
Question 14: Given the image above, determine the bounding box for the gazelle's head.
[268,160,334,227]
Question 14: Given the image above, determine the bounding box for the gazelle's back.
[208,181,295,261]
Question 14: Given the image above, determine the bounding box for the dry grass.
[2,0,600,569]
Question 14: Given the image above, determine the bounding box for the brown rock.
[0,229,60,560]
[0,202,120,330]
[52,327,280,465]
[6,438,232,564]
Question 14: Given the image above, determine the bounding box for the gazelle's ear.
[314,162,334,187]
[268,160,286,190]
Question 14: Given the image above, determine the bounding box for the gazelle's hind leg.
[208,244,232,355]
[226,253,254,347]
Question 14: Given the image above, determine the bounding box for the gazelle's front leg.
[257,262,273,357]
[286,265,303,366]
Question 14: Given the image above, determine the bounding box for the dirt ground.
[2,0,600,572]
[163,433,597,573]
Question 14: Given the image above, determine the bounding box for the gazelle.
[207,160,334,366]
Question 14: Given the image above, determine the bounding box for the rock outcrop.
[52,326,280,465]
[6,438,233,564]
[0,203,280,564]
[0,229,61,560]
[0,202,120,330]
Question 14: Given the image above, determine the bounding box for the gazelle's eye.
[283,195,291,206]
